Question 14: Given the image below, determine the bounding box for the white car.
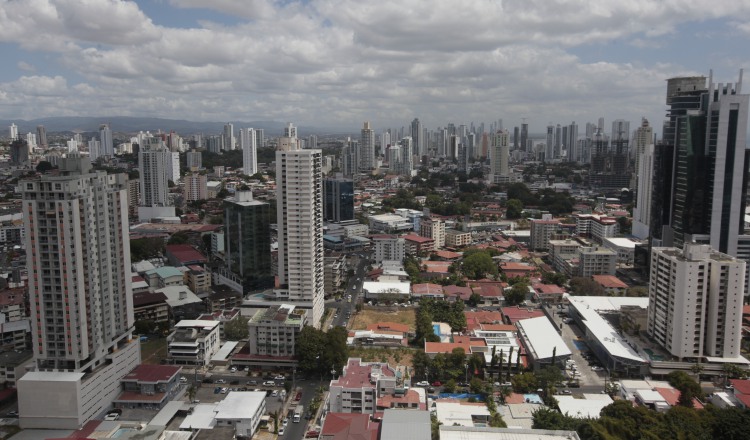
[229,367,237,373]
[278,427,285,436]
[104,413,119,421]
[415,381,430,387]
[263,381,276,386]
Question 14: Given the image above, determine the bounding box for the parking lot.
[558,311,606,388]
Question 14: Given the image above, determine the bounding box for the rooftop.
[516,316,572,360]
[331,358,395,389]
[321,412,380,440]
[122,364,181,383]
[380,409,431,440]
[165,244,207,264]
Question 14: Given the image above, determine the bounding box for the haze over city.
[1,0,750,131]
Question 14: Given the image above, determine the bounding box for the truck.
[293,405,304,423]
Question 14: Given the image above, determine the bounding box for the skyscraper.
[99,123,113,158]
[138,138,174,221]
[36,125,47,148]
[187,149,202,171]
[324,175,355,222]
[632,118,654,191]
[255,128,265,148]
[520,123,529,152]
[490,129,510,184]
[9,123,18,140]
[632,143,654,240]
[276,126,325,327]
[224,191,274,292]
[546,125,554,161]
[565,122,578,162]
[399,136,414,177]
[18,155,140,428]
[223,123,235,151]
[360,122,375,171]
[411,118,423,158]
[648,244,745,360]
[240,127,258,176]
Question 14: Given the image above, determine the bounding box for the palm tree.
[690,362,704,382]
[187,385,196,403]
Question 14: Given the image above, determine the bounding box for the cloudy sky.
[1,0,749,134]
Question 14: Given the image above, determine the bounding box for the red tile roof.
[465,311,504,332]
[122,364,181,383]
[332,359,395,389]
[321,413,379,440]
[532,283,566,295]
[730,379,750,395]
[592,275,628,289]
[404,234,434,244]
[433,250,462,260]
[443,285,472,300]
[412,283,444,295]
[132,291,167,307]
[366,322,410,334]
[376,389,424,409]
[422,261,452,273]
[165,244,207,264]
[501,306,545,324]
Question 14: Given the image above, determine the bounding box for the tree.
[36,161,55,173]
[324,326,350,375]
[167,231,190,245]
[295,326,327,374]
[512,372,538,393]
[506,199,523,219]
[542,272,567,287]
[489,412,507,428]
[187,385,197,403]
[505,283,528,306]
[224,316,249,340]
[414,307,439,344]
[443,379,457,393]
[667,370,703,407]
[569,277,605,296]
[134,319,156,335]
[130,237,165,261]
[412,350,431,381]
[467,292,482,307]
[469,377,484,393]
[462,251,498,280]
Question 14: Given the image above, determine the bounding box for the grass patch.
[348,346,416,368]
[350,308,416,331]
[141,337,168,365]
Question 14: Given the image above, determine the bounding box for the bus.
[293,405,304,423]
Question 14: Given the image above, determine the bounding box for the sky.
[1,0,750,134]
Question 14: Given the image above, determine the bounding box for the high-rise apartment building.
[565,122,578,163]
[520,123,529,152]
[411,118,423,158]
[17,155,140,428]
[398,136,413,177]
[647,244,745,360]
[276,127,325,327]
[9,123,18,140]
[224,191,274,292]
[137,138,175,221]
[360,121,375,171]
[186,149,202,171]
[490,129,510,184]
[36,125,47,148]
[99,123,113,158]
[324,175,355,223]
[255,129,265,149]
[546,125,554,161]
[650,72,750,295]
[240,127,258,176]
[223,123,235,151]
[184,172,208,201]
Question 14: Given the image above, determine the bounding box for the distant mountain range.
[0,116,332,136]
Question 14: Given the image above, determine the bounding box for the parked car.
[247,380,258,385]
[263,380,276,386]
[221,387,228,394]
[215,379,226,384]
[229,366,237,373]
[272,390,279,397]
[432,381,442,387]
[295,391,303,401]
[214,387,221,394]
[275,375,285,380]
[415,381,430,387]
[104,413,119,421]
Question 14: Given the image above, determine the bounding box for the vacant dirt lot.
[350,307,416,331]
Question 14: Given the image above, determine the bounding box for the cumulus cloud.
[0,0,749,128]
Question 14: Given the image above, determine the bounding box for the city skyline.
[0,1,748,131]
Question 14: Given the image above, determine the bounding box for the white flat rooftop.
[215,391,266,420]
[516,316,571,361]
[362,281,411,294]
[440,426,581,440]
[180,404,217,430]
[567,296,648,363]
[556,394,613,419]
[19,371,85,383]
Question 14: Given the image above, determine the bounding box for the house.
[319,413,380,440]
[501,306,545,324]
[592,274,628,296]
[165,244,207,267]
[411,283,445,299]
[531,283,566,304]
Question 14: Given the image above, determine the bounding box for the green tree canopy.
[224,316,249,340]
[506,199,524,219]
[462,251,498,280]
[505,283,528,306]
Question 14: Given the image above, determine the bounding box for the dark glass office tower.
[224,191,274,291]
[324,175,355,222]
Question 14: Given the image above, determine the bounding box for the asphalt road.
[327,252,370,329]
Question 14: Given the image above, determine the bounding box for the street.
[326,252,370,329]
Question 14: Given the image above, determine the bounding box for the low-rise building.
[180,391,267,437]
[592,275,628,296]
[320,412,381,440]
[516,316,572,371]
[434,401,490,427]
[145,266,185,288]
[445,229,472,248]
[167,320,221,366]
[578,246,617,277]
[133,291,169,324]
[368,214,414,233]
[403,233,435,256]
[575,214,619,244]
[245,304,306,366]
[0,350,33,387]
[602,237,638,266]
[328,358,397,414]
[114,364,183,409]
[197,308,242,340]
[185,265,211,295]
[372,235,405,263]
[420,217,446,248]
[530,219,561,251]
